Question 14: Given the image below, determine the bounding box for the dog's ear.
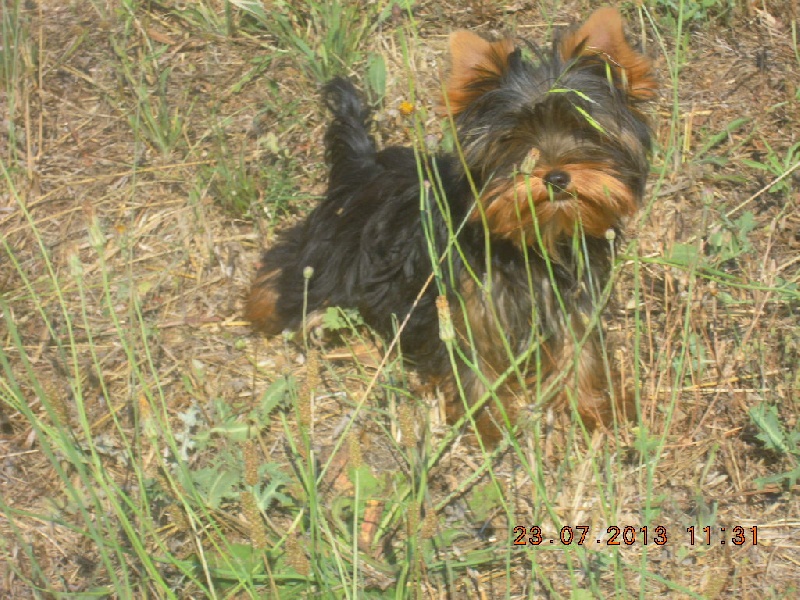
[442,30,516,116]
[560,7,657,102]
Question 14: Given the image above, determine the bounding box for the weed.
[230,0,391,87]
[108,4,188,156]
[705,210,757,268]
[742,139,800,197]
[655,0,735,25]
[749,403,800,488]
[200,145,263,217]
[0,0,31,169]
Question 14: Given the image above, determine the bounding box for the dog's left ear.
[560,7,657,102]
[443,30,516,116]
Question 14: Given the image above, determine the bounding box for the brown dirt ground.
[1,0,798,597]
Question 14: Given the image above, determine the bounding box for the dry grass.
[1,0,798,597]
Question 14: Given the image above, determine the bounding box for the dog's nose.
[543,170,570,190]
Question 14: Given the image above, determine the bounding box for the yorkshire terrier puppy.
[246,8,656,444]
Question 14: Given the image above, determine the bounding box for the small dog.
[246,8,656,443]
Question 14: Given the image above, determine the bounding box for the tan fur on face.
[476,166,636,259]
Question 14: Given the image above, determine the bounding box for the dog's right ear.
[442,30,515,116]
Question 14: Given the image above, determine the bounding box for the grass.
[1,0,799,597]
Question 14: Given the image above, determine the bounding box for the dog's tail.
[322,77,376,185]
